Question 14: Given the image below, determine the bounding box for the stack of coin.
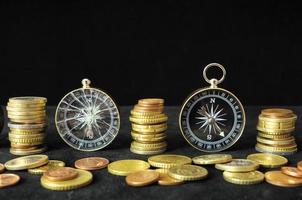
[256,108,298,155]
[215,159,264,185]
[7,97,47,155]
[129,98,168,155]
[40,167,93,191]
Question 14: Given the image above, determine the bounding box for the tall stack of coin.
[256,108,298,155]
[129,99,168,155]
[7,97,47,156]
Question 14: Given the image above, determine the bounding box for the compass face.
[179,88,245,152]
[55,88,120,151]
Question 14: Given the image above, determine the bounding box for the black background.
[1,1,301,106]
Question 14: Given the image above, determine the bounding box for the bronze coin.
[265,171,302,187]
[281,167,302,178]
[126,170,159,187]
[134,105,164,112]
[0,164,5,174]
[44,167,78,182]
[75,157,109,170]
[138,98,164,106]
[297,161,302,171]
[156,169,183,186]
[0,174,20,188]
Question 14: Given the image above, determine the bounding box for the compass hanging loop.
[82,78,91,89]
[203,63,226,88]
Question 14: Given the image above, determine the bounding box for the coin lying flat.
[138,98,164,105]
[223,171,264,185]
[297,161,302,171]
[281,167,302,178]
[247,153,288,168]
[28,160,65,175]
[108,160,150,176]
[215,159,259,172]
[148,154,192,169]
[75,157,109,170]
[0,163,5,173]
[193,154,232,165]
[5,155,49,170]
[9,97,47,104]
[126,170,159,187]
[168,165,208,181]
[0,174,20,188]
[261,108,293,118]
[41,169,93,191]
[44,167,78,182]
[156,168,184,186]
[265,171,302,187]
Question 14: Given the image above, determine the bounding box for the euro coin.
[256,143,297,152]
[258,132,292,139]
[7,110,46,116]
[130,147,166,155]
[148,154,191,169]
[9,96,47,104]
[8,122,46,130]
[247,153,288,168]
[130,110,162,116]
[281,167,302,178]
[134,105,163,112]
[298,161,302,171]
[261,108,293,118]
[44,167,78,182]
[131,141,167,149]
[41,169,92,191]
[6,106,45,112]
[215,159,259,172]
[9,129,44,135]
[192,154,232,165]
[131,131,166,139]
[256,136,295,146]
[0,163,5,173]
[258,114,297,123]
[132,123,167,133]
[256,126,295,135]
[75,157,109,170]
[168,165,208,181]
[28,160,65,174]
[223,171,264,185]
[108,160,150,176]
[156,168,183,186]
[255,145,297,156]
[10,146,47,156]
[5,155,49,170]
[265,171,302,187]
[138,98,164,105]
[0,174,20,188]
[129,116,168,125]
[126,170,159,187]
[131,113,167,119]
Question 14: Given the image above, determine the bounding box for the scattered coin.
[168,165,208,181]
[0,174,21,188]
[247,153,288,168]
[281,167,302,178]
[148,154,192,169]
[108,160,150,176]
[223,171,264,185]
[192,154,232,165]
[44,167,78,182]
[28,160,65,175]
[5,155,49,170]
[41,169,93,191]
[75,157,109,171]
[265,171,302,187]
[126,170,160,187]
[0,164,5,174]
[215,159,259,172]
[156,169,183,186]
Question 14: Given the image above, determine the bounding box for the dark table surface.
[0,106,302,200]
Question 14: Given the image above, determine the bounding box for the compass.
[179,63,246,152]
[55,79,120,151]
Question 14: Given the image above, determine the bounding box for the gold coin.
[256,126,295,135]
[8,114,46,120]
[258,132,292,139]
[131,113,167,119]
[261,108,294,118]
[10,146,47,156]
[215,159,259,172]
[168,165,208,181]
[9,96,47,104]
[10,118,46,124]
[5,155,49,170]
[0,163,5,173]
[256,136,295,146]
[192,154,232,165]
[148,154,191,169]
[247,153,288,168]
[255,145,297,156]
[28,160,65,174]
[9,133,45,139]
[131,131,166,138]
[41,169,92,191]
[133,105,164,112]
[131,141,167,148]
[132,123,167,133]
[9,137,44,145]
[132,136,166,143]
[130,110,162,116]
[223,171,264,185]
[7,102,46,109]
[44,167,78,182]
[298,161,302,171]
[256,143,297,152]
[265,171,302,187]
[0,174,21,188]
[9,129,44,135]
[108,160,150,176]
[129,116,168,125]
[7,110,46,116]
[130,147,166,155]
[258,114,297,123]
[126,170,159,187]
[156,168,183,186]
[6,106,45,112]
[138,98,164,105]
